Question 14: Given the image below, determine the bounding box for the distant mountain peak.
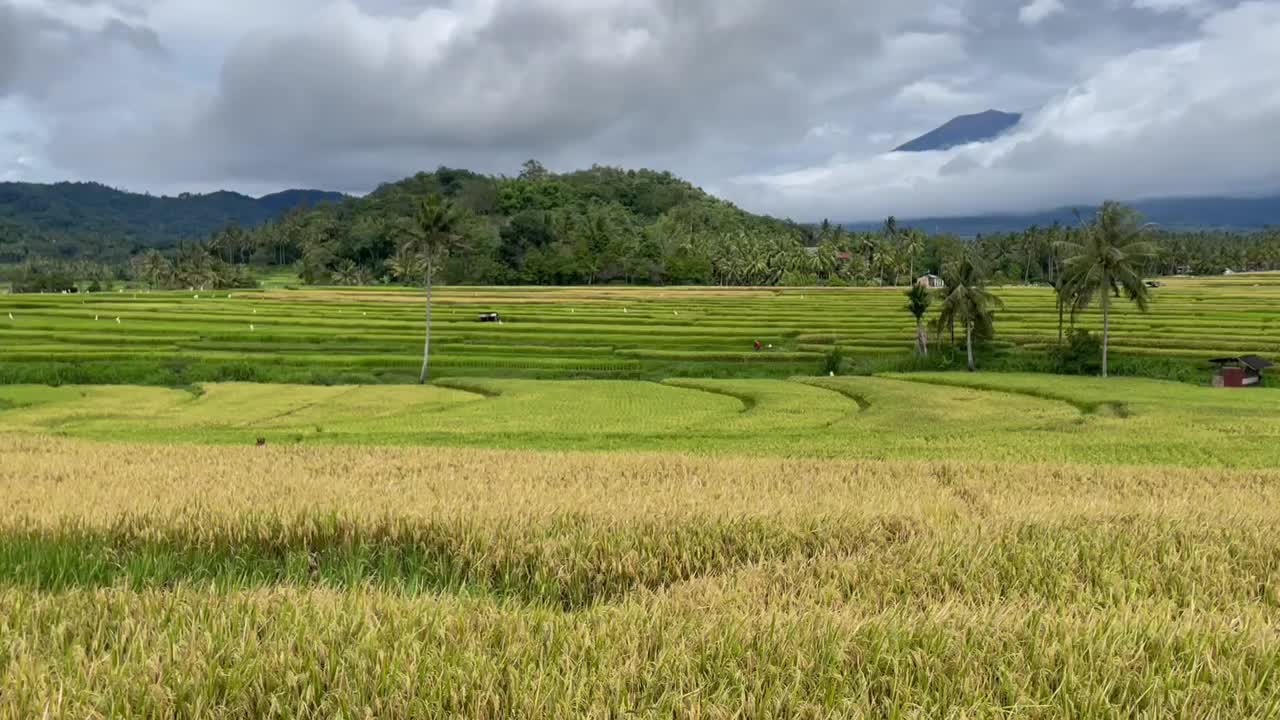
[893,110,1022,153]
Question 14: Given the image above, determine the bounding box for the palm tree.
[905,283,933,356]
[882,216,899,244]
[331,259,360,286]
[136,249,173,289]
[386,243,426,285]
[880,217,899,285]
[1056,202,1156,378]
[936,253,1003,371]
[398,195,464,384]
[859,232,879,272]
[1054,272,1068,344]
[903,228,925,283]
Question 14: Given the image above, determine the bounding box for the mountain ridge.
[842,194,1280,235]
[893,109,1022,152]
[0,182,346,259]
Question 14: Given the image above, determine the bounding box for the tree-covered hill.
[243,162,808,286]
[5,165,1280,293]
[0,182,343,262]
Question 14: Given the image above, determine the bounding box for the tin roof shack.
[916,274,945,289]
[1210,355,1273,387]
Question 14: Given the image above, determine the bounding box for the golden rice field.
[2,437,1279,718]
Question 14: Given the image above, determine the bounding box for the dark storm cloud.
[6,0,1278,219]
[49,0,955,191]
[198,2,888,159]
[0,1,165,99]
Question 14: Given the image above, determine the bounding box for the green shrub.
[823,346,846,375]
[1049,330,1102,376]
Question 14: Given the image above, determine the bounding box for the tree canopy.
[4,170,1279,290]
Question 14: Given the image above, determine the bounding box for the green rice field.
[2,372,1279,467]
[3,274,1280,384]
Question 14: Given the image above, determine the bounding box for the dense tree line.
[4,164,1280,291]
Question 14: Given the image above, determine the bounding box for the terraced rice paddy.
[3,373,1280,467]
[4,279,1280,717]
[3,274,1280,383]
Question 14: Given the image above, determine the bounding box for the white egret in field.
[95,315,99,321]
[115,317,121,324]
[250,324,255,332]
[829,371,835,377]
[6,312,12,320]
[194,294,199,299]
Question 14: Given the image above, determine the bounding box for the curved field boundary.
[241,386,365,428]
[433,378,505,399]
[794,378,873,412]
[660,379,757,413]
[883,374,1131,417]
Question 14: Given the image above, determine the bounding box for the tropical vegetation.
[5,167,1280,293]
[1056,201,1157,377]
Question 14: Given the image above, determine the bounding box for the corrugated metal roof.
[1209,355,1273,371]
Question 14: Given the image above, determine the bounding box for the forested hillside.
[186,163,809,287]
[0,182,343,262]
[4,164,1280,293]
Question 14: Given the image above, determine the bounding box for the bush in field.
[823,346,846,375]
[1048,329,1103,376]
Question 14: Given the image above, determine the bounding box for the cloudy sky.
[2,0,1278,221]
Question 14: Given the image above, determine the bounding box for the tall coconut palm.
[398,195,464,384]
[882,216,899,244]
[386,243,427,285]
[905,283,933,356]
[1056,201,1156,378]
[903,228,925,283]
[136,249,173,289]
[936,253,1003,371]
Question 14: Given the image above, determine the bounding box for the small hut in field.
[1210,355,1273,387]
[916,274,945,290]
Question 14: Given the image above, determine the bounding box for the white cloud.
[894,80,980,110]
[1019,0,1066,25]
[1,0,1264,221]
[1132,0,1215,16]
[731,1,1280,220]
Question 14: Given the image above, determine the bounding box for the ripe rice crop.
[1,437,1278,717]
